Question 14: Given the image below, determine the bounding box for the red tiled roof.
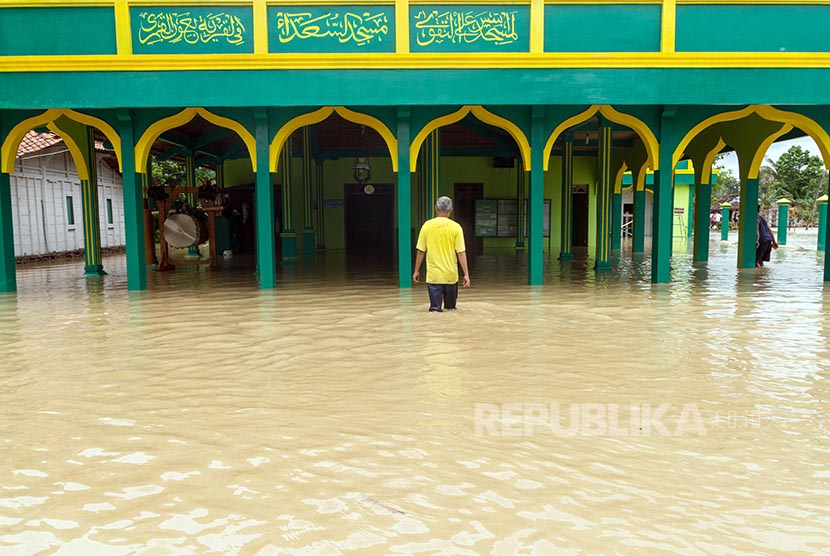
[16,130,111,158]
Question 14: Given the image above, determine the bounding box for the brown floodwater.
[1,231,829,555]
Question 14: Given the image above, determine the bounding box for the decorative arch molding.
[749,124,793,180]
[673,105,830,172]
[270,106,398,172]
[543,105,659,172]
[1,109,122,174]
[47,121,89,181]
[614,163,629,194]
[409,105,531,172]
[700,138,727,186]
[134,108,257,173]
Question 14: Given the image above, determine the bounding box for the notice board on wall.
[475,199,550,237]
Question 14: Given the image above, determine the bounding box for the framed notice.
[475,199,550,238]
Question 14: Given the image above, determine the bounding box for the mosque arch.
[270,106,398,172]
[1,108,122,174]
[134,107,257,173]
[543,105,659,172]
[409,105,531,172]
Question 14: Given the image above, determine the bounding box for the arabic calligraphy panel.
[410,5,529,52]
[268,5,395,53]
[131,6,254,54]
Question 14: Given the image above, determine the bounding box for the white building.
[11,131,125,260]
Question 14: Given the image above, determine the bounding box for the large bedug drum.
[163,212,209,248]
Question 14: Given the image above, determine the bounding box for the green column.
[633,170,646,254]
[280,137,297,262]
[0,170,15,293]
[818,195,828,252]
[611,189,622,251]
[301,127,314,254]
[776,198,791,246]
[315,161,325,250]
[559,132,574,260]
[420,129,440,221]
[652,116,676,283]
[738,178,759,268]
[528,106,545,285]
[80,126,106,276]
[720,203,731,242]
[254,110,276,289]
[116,110,147,291]
[693,180,712,263]
[185,154,200,259]
[824,171,830,280]
[397,107,412,288]
[595,121,612,270]
[516,158,525,248]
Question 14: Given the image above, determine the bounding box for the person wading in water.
[412,196,471,312]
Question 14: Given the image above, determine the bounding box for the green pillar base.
[595,261,612,270]
[281,234,297,263]
[559,252,574,261]
[515,241,526,249]
[302,230,315,254]
[83,265,107,276]
[185,246,201,259]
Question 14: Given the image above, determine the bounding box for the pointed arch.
[674,105,830,172]
[47,121,89,180]
[270,106,398,172]
[543,105,659,172]
[134,107,257,173]
[1,109,122,175]
[409,105,531,172]
[749,124,793,180]
[700,138,727,186]
[614,163,629,194]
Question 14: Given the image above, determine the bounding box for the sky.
[717,136,823,176]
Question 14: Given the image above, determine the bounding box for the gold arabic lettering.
[138,12,246,46]
[414,9,518,47]
[275,11,389,46]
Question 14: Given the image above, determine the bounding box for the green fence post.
[818,195,828,252]
[720,202,731,242]
[776,198,791,246]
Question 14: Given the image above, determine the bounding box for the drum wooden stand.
[156,186,221,271]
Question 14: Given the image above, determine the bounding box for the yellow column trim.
[614,163,628,195]
[699,138,726,185]
[253,0,268,55]
[114,0,132,57]
[661,0,676,53]
[396,0,410,54]
[530,0,544,53]
[635,161,649,192]
[64,109,123,172]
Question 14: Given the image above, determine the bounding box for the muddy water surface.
[1,233,829,555]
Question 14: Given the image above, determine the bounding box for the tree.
[712,164,740,200]
[760,145,827,227]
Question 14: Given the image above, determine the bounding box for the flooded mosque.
[2,1,830,554]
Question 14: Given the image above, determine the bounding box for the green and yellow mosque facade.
[2,0,830,292]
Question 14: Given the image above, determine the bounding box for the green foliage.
[760,145,827,226]
[713,166,740,199]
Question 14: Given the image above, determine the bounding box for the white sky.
[717,136,823,176]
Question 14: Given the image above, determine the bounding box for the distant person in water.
[412,196,471,312]
[756,209,778,267]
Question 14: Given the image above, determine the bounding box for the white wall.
[11,149,125,257]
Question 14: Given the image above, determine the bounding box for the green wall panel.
[0,7,116,56]
[410,5,530,52]
[545,5,661,53]
[131,6,253,54]
[269,5,395,53]
[677,5,830,52]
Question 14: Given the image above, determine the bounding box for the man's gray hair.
[435,196,453,212]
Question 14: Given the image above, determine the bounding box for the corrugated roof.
[16,130,110,158]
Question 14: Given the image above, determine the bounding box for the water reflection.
[1,231,829,554]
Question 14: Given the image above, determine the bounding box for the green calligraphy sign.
[410,5,529,52]
[269,6,395,53]
[130,7,253,54]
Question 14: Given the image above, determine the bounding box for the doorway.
[572,186,589,247]
[453,183,484,256]
[345,183,394,255]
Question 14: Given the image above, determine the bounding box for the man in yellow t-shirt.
[413,196,471,312]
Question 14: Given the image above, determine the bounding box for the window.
[66,196,75,226]
[106,199,113,225]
